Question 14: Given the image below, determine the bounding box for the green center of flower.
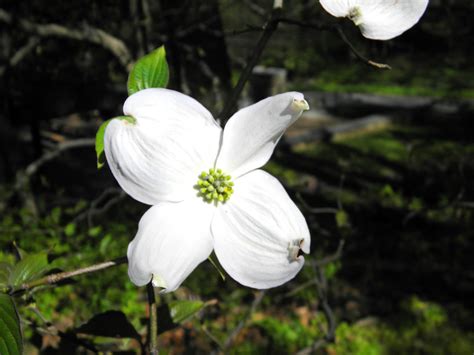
[196,168,234,204]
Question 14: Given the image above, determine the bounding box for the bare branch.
[297,193,339,215]
[335,25,391,70]
[219,4,283,121]
[0,8,133,70]
[0,36,40,76]
[71,188,126,228]
[15,138,94,193]
[14,138,95,214]
[241,0,266,18]
[13,256,127,295]
[314,239,345,267]
[223,290,265,351]
[296,264,336,354]
[278,17,391,70]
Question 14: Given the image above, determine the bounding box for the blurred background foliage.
[0,0,473,353]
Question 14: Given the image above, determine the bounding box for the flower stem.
[12,256,128,295]
[147,282,159,355]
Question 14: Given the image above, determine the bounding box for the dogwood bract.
[319,0,429,40]
[104,88,311,292]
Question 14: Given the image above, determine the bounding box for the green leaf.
[9,252,51,288]
[324,261,341,280]
[95,116,136,169]
[127,46,169,96]
[88,226,102,237]
[335,210,349,228]
[0,263,12,289]
[76,311,140,340]
[50,207,61,224]
[0,293,22,355]
[95,119,112,169]
[168,300,205,324]
[64,223,76,237]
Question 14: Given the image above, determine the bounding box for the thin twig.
[69,187,126,228]
[241,0,266,18]
[223,290,265,351]
[218,1,283,121]
[295,264,336,355]
[14,138,95,214]
[16,138,95,189]
[296,193,339,215]
[0,36,40,76]
[200,323,224,351]
[278,17,332,31]
[13,256,128,294]
[147,283,159,355]
[314,239,345,267]
[335,25,391,70]
[278,17,391,70]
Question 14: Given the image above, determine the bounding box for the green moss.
[330,297,474,355]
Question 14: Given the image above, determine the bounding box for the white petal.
[319,0,354,17]
[104,88,222,204]
[127,198,215,292]
[320,0,428,40]
[357,0,429,40]
[212,170,310,289]
[216,92,309,178]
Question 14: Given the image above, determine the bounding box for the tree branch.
[0,8,133,71]
[223,290,265,351]
[218,1,283,121]
[295,263,337,355]
[13,256,127,294]
[13,138,95,214]
[0,36,40,76]
[279,18,391,70]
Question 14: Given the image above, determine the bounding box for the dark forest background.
[0,0,473,354]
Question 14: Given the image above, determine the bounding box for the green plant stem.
[147,282,158,355]
[12,256,128,295]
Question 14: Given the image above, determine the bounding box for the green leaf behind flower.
[127,46,169,96]
[95,116,136,169]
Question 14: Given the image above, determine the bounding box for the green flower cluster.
[196,168,234,203]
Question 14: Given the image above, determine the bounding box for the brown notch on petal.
[288,239,305,262]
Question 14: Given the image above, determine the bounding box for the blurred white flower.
[104,88,311,292]
[319,0,429,40]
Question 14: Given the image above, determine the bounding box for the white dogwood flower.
[104,88,311,292]
[319,0,429,40]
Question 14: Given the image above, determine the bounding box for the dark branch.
[147,283,159,355]
[0,8,133,70]
[223,290,266,351]
[219,1,283,121]
[335,25,391,70]
[13,256,128,295]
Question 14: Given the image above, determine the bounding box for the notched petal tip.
[291,98,310,112]
[288,238,308,262]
